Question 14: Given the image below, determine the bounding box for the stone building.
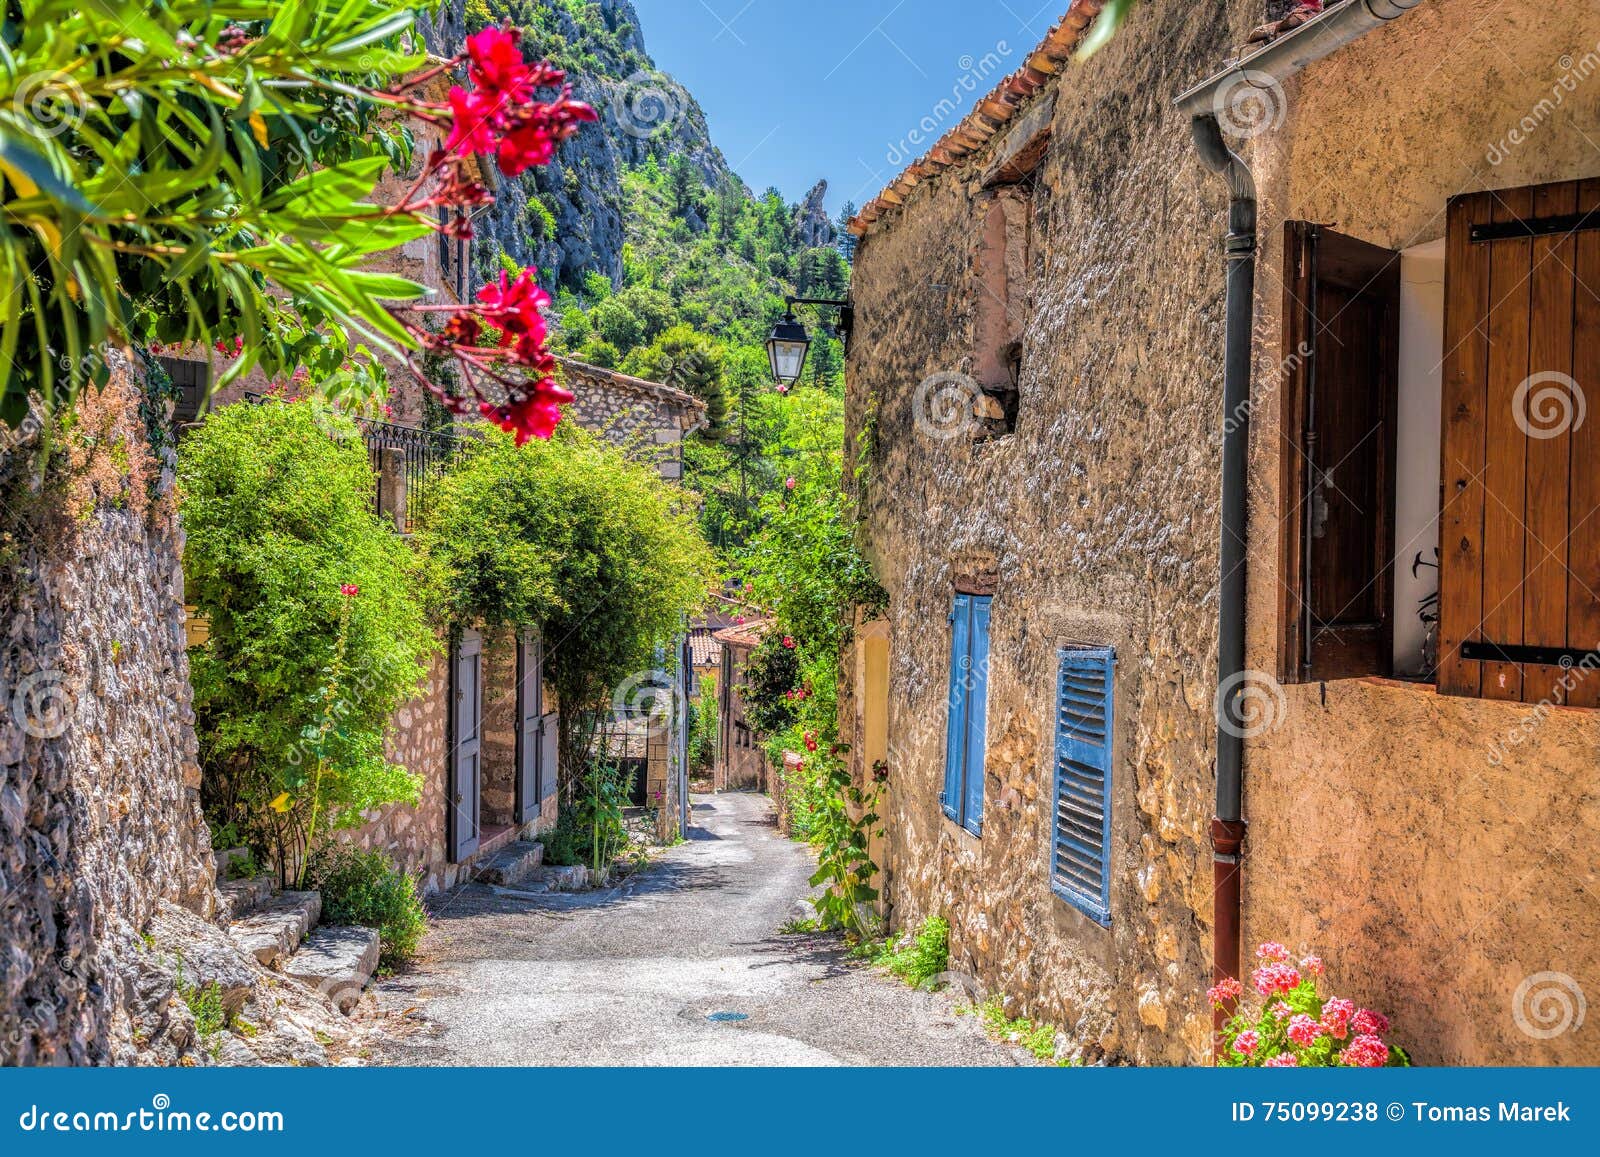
[842,0,1600,1066]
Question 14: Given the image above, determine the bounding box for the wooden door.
[1279,222,1401,682]
[449,629,483,862]
[514,632,543,825]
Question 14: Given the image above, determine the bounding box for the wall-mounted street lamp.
[766,295,853,386]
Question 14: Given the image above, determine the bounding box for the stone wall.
[842,2,1244,1066]
[0,364,215,1064]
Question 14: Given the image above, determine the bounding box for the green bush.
[179,399,436,878]
[306,847,428,970]
[879,916,950,989]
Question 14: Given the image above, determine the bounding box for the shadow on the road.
[423,854,730,925]
[739,930,858,981]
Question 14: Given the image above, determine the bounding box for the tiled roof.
[848,1,1102,238]
[713,618,771,650]
[688,629,724,669]
[555,356,706,413]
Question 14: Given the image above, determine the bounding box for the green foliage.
[305,846,428,970]
[568,760,633,878]
[974,996,1060,1062]
[740,636,801,736]
[878,916,950,989]
[179,399,435,876]
[621,324,729,433]
[419,423,718,786]
[0,1,434,428]
[180,979,227,1045]
[688,674,718,772]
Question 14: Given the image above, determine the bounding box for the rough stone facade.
[0,368,217,1064]
[844,0,1600,1067]
[557,357,708,481]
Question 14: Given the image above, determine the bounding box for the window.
[1277,222,1401,683]
[1051,647,1114,925]
[1277,177,1600,708]
[1438,180,1600,707]
[941,593,991,835]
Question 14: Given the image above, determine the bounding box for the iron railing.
[353,415,460,534]
[242,393,460,534]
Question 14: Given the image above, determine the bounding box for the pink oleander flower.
[1352,1008,1391,1037]
[782,636,796,650]
[1233,1030,1259,1057]
[804,732,819,753]
[1264,1054,1299,1067]
[785,477,797,491]
[1207,977,1244,1007]
[1251,962,1301,997]
[1256,941,1291,964]
[1287,1014,1325,1048]
[1300,955,1324,977]
[1321,997,1354,1040]
[1340,1035,1389,1068]
[340,584,360,598]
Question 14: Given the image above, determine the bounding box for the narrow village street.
[367,793,1030,1067]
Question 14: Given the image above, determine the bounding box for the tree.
[621,324,729,433]
[417,424,719,787]
[667,154,703,218]
[180,398,436,880]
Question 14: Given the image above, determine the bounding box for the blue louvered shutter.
[942,594,971,823]
[962,597,991,835]
[1052,647,1114,924]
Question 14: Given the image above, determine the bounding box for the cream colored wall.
[1242,0,1600,1064]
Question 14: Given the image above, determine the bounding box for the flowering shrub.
[1,4,592,445]
[1212,943,1410,1068]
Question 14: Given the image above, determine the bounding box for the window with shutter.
[1051,647,1114,925]
[942,593,991,835]
[1439,179,1600,706]
[1278,222,1402,683]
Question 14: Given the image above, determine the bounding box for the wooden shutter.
[941,594,970,825]
[962,597,991,836]
[1278,222,1401,683]
[449,629,483,862]
[1052,647,1114,925]
[1440,179,1600,706]
[514,633,543,825]
[539,710,560,803]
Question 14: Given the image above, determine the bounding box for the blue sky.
[629,0,1065,216]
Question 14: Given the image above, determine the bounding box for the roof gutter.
[1176,0,1425,116]
[1179,0,1425,1062]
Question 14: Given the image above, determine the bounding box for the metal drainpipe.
[1190,112,1255,1057]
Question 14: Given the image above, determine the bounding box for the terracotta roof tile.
[848,1,1102,238]
[712,618,771,649]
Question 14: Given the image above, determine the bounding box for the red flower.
[1286,1014,1325,1048]
[476,270,550,342]
[479,377,575,445]
[1321,996,1354,1040]
[445,86,498,157]
[1339,1035,1389,1068]
[340,584,360,598]
[1264,1054,1298,1067]
[1351,1008,1390,1037]
[466,27,534,106]
[782,637,796,650]
[1251,962,1300,997]
[804,733,819,753]
[785,477,797,491]
[1233,1030,1259,1056]
[497,120,557,176]
[1206,977,1244,1007]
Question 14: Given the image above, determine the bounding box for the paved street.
[368,793,1033,1066]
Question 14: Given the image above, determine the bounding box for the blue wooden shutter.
[942,594,971,823]
[962,597,992,835]
[1052,647,1114,924]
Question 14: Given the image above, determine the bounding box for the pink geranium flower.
[1233,1030,1259,1057]
[1207,977,1244,1007]
[1264,1054,1299,1067]
[340,584,360,598]
[1321,997,1354,1040]
[1251,962,1300,997]
[1340,1035,1389,1068]
[1256,942,1291,964]
[1352,1008,1391,1037]
[1287,1014,1325,1048]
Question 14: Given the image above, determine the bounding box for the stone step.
[228,891,321,967]
[474,840,545,887]
[216,873,277,923]
[281,926,380,1015]
[533,864,591,892]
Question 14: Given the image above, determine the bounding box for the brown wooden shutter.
[1278,222,1401,683]
[1439,179,1600,706]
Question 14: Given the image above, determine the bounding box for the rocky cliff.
[424,0,762,291]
